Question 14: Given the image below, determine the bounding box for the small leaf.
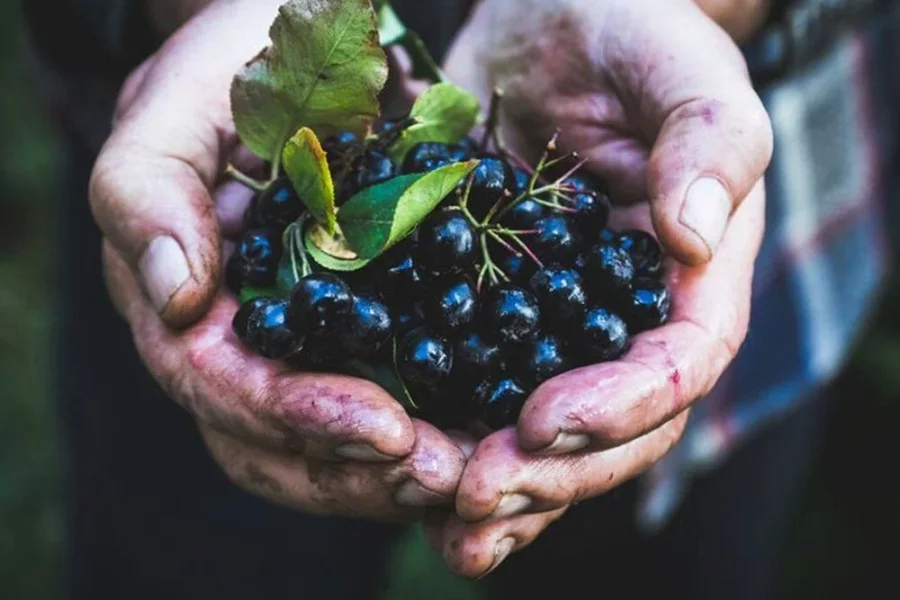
[340,357,415,409]
[392,336,418,410]
[276,221,311,294]
[239,286,285,304]
[282,127,336,233]
[390,83,481,162]
[338,160,479,260]
[304,222,373,272]
[376,1,406,46]
[231,0,388,161]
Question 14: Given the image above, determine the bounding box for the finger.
[517,183,764,455]
[103,243,416,461]
[457,413,689,522]
[200,418,466,519]
[90,0,284,328]
[215,181,255,240]
[618,0,773,265]
[438,509,568,579]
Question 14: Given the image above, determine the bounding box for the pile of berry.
[226,127,671,432]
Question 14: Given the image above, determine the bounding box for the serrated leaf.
[231,0,388,161]
[304,223,373,271]
[390,83,481,162]
[338,160,479,260]
[376,1,406,46]
[282,127,336,233]
[239,286,286,304]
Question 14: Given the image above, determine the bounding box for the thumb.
[89,0,283,327]
[637,1,774,265]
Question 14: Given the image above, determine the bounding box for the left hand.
[427,0,772,577]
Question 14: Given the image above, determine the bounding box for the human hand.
[90,0,466,518]
[429,0,772,576]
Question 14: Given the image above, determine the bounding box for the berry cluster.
[226,126,671,432]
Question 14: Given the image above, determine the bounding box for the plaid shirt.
[638,6,900,530]
[26,0,900,530]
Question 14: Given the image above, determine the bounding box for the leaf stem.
[225,164,267,192]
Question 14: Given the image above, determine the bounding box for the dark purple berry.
[289,273,354,336]
[338,293,393,358]
[232,296,275,343]
[246,300,304,360]
[245,176,304,230]
[463,156,516,218]
[375,238,422,300]
[626,278,672,332]
[532,215,583,265]
[416,210,477,275]
[568,191,610,238]
[422,276,479,334]
[403,142,456,174]
[393,307,425,341]
[617,230,664,277]
[578,243,635,297]
[480,284,541,345]
[503,198,547,231]
[454,330,503,381]
[513,168,533,196]
[517,334,571,386]
[226,228,283,291]
[580,308,629,363]
[343,150,396,198]
[498,253,537,285]
[474,378,530,430]
[397,327,454,389]
[528,267,588,327]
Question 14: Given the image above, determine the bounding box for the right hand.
[90,0,466,519]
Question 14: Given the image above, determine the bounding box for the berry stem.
[479,88,504,153]
[225,164,267,192]
[479,233,500,286]
[506,231,545,269]
[486,230,521,257]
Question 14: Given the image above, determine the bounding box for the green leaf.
[303,222,373,271]
[375,1,406,46]
[282,127,336,233]
[338,160,479,260]
[276,221,312,294]
[340,356,416,410]
[389,83,481,162]
[239,286,286,304]
[231,0,388,161]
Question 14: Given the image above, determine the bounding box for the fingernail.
[138,236,191,314]
[678,177,731,258]
[479,537,516,579]
[395,480,448,507]
[539,432,591,455]
[334,443,395,462]
[491,494,532,520]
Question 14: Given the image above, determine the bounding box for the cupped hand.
[90,0,465,518]
[431,0,772,576]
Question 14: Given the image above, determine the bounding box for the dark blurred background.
[1,2,898,598]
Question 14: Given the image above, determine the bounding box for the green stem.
[479,233,499,286]
[399,32,447,84]
[225,164,267,192]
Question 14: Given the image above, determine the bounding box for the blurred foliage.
[0,1,897,599]
[0,2,63,599]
